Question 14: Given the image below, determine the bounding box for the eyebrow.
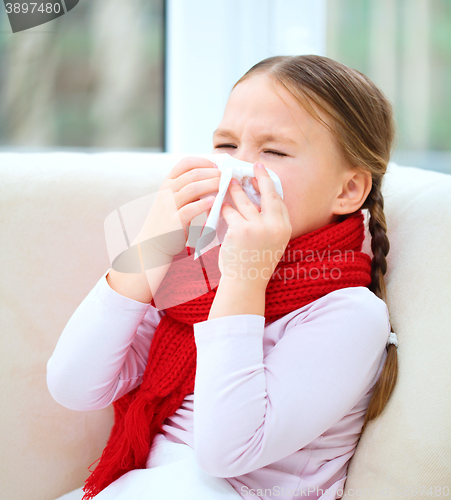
[212,128,298,147]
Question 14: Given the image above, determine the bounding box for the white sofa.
[1,152,450,500]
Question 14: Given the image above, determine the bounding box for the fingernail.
[256,163,265,169]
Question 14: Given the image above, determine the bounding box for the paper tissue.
[193,153,284,260]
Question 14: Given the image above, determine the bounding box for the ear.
[333,168,372,215]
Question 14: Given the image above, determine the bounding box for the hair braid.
[366,180,389,302]
[361,180,398,431]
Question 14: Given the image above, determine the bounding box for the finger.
[278,199,292,237]
[178,196,215,227]
[174,165,221,197]
[176,175,221,209]
[251,176,260,194]
[179,166,221,192]
[254,163,284,216]
[280,197,291,225]
[221,201,245,226]
[227,178,260,220]
[169,156,219,180]
[250,177,262,212]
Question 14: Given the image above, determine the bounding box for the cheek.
[281,176,327,223]
[274,159,330,210]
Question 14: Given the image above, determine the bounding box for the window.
[0,0,165,150]
[327,0,451,174]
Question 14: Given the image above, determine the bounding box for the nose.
[229,147,258,166]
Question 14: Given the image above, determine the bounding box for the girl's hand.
[218,162,292,288]
[132,157,221,258]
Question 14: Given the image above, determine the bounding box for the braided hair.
[233,54,398,431]
[361,179,398,431]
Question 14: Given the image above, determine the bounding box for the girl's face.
[212,73,371,240]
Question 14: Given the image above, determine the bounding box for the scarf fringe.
[81,389,189,500]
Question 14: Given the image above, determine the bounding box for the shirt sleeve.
[192,287,390,478]
[46,269,166,411]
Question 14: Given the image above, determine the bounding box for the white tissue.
[193,153,284,260]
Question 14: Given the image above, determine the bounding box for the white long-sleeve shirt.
[47,269,390,500]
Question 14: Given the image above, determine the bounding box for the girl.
[48,55,398,500]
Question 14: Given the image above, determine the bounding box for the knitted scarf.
[81,209,372,499]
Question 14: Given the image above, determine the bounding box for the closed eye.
[214,144,287,157]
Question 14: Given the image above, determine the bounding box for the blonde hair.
[233,55,398,431]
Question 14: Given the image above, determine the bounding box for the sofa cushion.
[343,162,451,497]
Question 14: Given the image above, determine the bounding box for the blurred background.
[0,0,449,174]
[0,0,165,150]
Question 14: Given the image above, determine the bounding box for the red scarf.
[82,210,372,499]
